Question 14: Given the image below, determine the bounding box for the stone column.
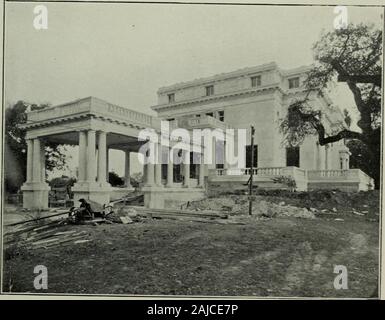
[87,130,96,182]
[97,131,107,184]
[198,152,205,188]
[146,163,155,186]
[166,147,174,187]
[26,139,33,183]
[78,131,87,182]
[325,145,329,170]
[183,151,190,187]
[32,138,42,183]
[106,148,109,182]
[339,149,350,170]
[21,137,49,209]
[40,140,46,182]
[222,140,227,169]
[154,144,163,187]
[155,163,162,187]
[145,147,155,186]
[124,150,132,187]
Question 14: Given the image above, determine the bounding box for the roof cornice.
[152,85,285,112]
[157,62,279,94]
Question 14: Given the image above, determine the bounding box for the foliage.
[4,101,68,193]
[49,176,77,188]
[130,172,143,188]
[279,24,382,187]
[272,175,297,192]
[108,171,124,187]
[346,139,378,182]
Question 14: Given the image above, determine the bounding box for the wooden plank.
[30,235,89,249]
[129,206,228,219]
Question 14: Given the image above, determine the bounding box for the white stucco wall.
[153,64,348,171]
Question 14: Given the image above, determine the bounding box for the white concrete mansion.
[20,62,374,209]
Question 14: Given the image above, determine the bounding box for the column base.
[72,181,112,206]
[21,182,50,209]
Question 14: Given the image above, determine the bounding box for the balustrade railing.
[307,170,349,179]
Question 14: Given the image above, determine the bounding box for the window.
[215,140,225,169]
[190,152,199,178]
[168,93,175,103]
[205,85,214,96]
[245,145,258,168]
[288,77,300,89]
[251,75,261,87]
[286,147,300,167]
[218,110,224,122]
[206,112,214,117]
[166,118,175,121]
[195,114,201,118]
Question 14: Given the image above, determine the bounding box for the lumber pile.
[111,193,144,205]
[128,206,232,224]
[4,219,91,250]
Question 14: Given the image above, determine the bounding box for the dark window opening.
[168,93,175,103]
[190,152,199,178]
[173,165,182,183]
[161,164,167,180]
[245,145,258,168]
[218,110,224,122]
[205,85,214,96]
[288,77,300,89]
[286,147,300,167]
[251,75,261,87]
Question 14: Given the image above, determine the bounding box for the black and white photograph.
[0,0,383,300]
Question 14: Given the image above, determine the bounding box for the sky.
[4,2,383,177]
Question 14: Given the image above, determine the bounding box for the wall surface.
[153,64,349,171]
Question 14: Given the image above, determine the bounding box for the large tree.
[280,24,382,187]
[4,101,68,193]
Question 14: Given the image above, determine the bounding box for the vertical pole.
[248,126,255,215]
[198,151,205,188]
[183,151,190,187]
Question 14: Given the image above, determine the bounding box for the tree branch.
[337,74,381,87]
[331,60,373,133]
[289,103,364,145]
[317,128,363,145]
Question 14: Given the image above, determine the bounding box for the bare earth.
[3,195,379,298]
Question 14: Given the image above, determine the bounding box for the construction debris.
[120,216,134,224]
[126,206,233,224]
[185,196,316,219]
[4,219,91,250]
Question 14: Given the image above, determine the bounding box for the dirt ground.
[3,191,380,298]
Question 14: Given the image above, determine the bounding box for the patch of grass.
[3,214,379,297]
